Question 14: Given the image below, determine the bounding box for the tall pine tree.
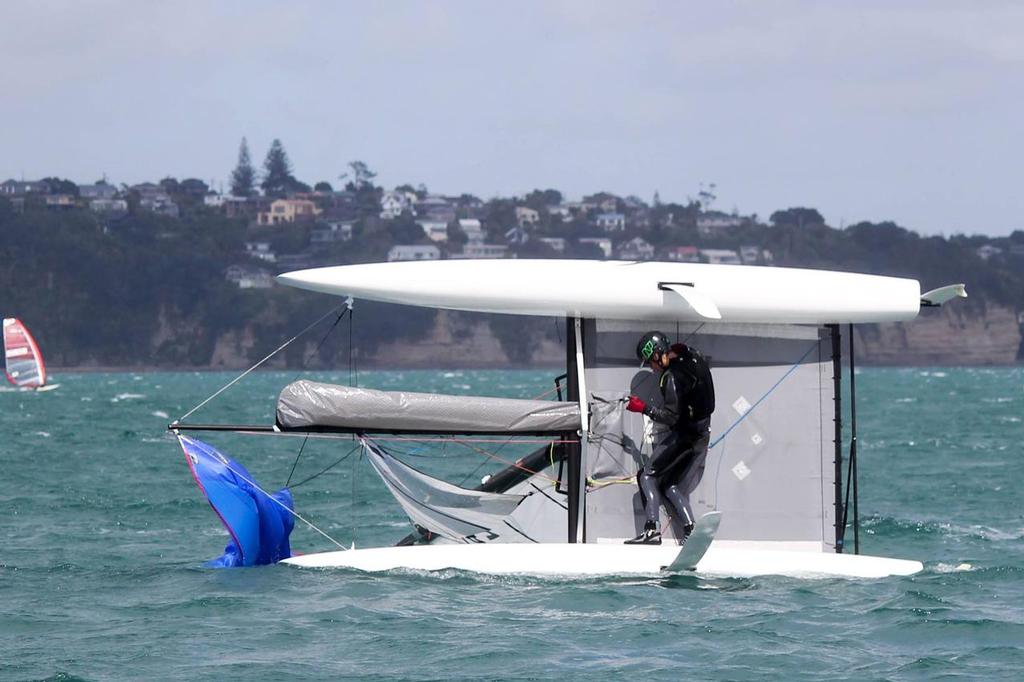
[261,139,295,197]
[229,137,256,197]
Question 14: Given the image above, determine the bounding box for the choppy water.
[2,368,1022,680]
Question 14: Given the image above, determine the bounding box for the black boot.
[680,523,694,543]
[625,521,662,545]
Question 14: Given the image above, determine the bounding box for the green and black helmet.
[636,331,671,367]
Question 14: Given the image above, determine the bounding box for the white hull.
[282,543,922,579]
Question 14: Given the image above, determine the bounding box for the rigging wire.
[452,438,560,484]
[290,443,360,489]
[174,303,347,424]
[284,305,352,487]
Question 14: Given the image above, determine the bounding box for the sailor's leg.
[626,468,664,544]
[662,433,711,539]
[636,469,662,527]
[662,481,695,530]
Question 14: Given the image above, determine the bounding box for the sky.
[1,1,1022,236]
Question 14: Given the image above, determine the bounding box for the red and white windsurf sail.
[3,318,47,388]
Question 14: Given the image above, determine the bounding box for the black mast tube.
[565,317,581,543]
[830,324,844,553]
[849,323,860,554]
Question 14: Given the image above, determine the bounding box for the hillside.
[0,186,1021,369]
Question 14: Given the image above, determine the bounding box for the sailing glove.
[626,395,646,413]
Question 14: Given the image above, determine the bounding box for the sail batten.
[277,380,580,435]
[3,318,47,389]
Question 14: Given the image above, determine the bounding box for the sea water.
[1,368,1022,681]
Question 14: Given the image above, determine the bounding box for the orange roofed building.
[257,198,321,225]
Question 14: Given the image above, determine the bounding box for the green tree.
[41,177,79,196]
[230,137,257,197]
[769,207,824,228]
[343,160,377,190]
[314,181,334,192]
[260,138,296,197]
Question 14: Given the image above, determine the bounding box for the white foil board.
[281,542,922,579]
[276,259,922,325]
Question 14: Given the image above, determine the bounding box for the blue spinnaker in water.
[177,435,294,567]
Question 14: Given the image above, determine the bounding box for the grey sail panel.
[277,380,580,434]
[362,440,525,542]
[583,319,835,547]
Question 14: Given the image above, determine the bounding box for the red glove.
[626,395,646,413]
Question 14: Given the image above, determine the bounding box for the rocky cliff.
[856,301,1022,365]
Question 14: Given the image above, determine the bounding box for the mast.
[565,318,583,542]
[830,324,844,553]
[849,323,860,554]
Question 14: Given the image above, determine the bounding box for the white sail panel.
[362,440,527,542]
[3,318,46,388]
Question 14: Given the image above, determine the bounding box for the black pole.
[830,324,844,553]
[565,318,581,543]
[849,323,860,555]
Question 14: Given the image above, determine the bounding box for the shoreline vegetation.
[2,143,1022,369]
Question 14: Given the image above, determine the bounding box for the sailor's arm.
[641,372,681,426]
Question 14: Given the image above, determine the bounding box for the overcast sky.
[2,1,1021,236]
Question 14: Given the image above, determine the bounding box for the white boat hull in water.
[281,543,922,579]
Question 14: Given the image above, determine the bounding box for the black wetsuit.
[637,346,715,532]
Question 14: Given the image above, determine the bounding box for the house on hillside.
[225,265,274,289]
[257,198,320,225]
[697,211,745,234]
[245,241,276,263]
[388,244,441,262]
[664,245,699,262]
[418,220,450,243]
[547,204,573,221]
[583,192,620,213]
[457,218,484,243]
[596,212,626,232]
[740,245,762,264]
[976,244,1003,261]
[139,193,179,217]
[578,237,612,258]
[45,194,76,210]
[380,190,417,219]
[700,248,742,264]
[311,221,354,245]
[79,182,118,200]
[0,179,49,195]
[538,237,566,253]
[451,243,508,259]
[616,237,655,260]
[416,195,456,222]
[515,206,540,226]
[90,198,128,215]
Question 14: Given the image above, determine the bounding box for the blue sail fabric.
[178,435,294,567]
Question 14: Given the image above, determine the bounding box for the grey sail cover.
[362,439,526,542]
[277,380,581,433]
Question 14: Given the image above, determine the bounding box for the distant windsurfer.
[624,331,715,545]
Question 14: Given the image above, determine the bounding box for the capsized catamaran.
[171,260,966,579]
[3,318,57,391]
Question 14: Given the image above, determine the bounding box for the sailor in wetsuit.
[624,331,715,545]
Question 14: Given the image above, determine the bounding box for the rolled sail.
[277,380,581,434]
